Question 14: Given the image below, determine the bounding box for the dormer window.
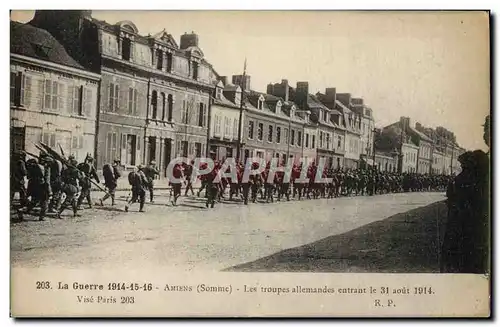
[290,106,295,118]
[276,101,282,114]
[323,110,327,122]
[156,50,163,70]
[166,52,173,72]
[257,96,264,110]
[192,61,199,80]
[216,87,222,100]
[122,37,131,61]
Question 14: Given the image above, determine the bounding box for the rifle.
[24,151,40,160]
[58,143,66,159]
[37,142,110,196]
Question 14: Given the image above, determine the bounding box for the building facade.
[335,93,362,169]
[350,99,375,168]
[374,152,398,172]
[30,11,218,177]
[209,81,242,160]
[10,21,100,162]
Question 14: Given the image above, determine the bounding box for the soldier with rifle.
[143,160,160,203]
[24,152,52,221]
[56,156,83,219]
[100,159,121,206]
[10,151,27,207]
[125,165,148,213]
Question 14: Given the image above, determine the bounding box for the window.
[151,90,158,119]
[268,125,273,142]
[319,131,323,148]
[122,38,131,61]
[192,61,199,80]
[167,94,173,121]
[109,83,119,112]
[11,73,30,106]
[257,99,263,110]
[128,88,138,116]
[166,52,173,73]
[198,103,205,127]
[214,115,222,136]
[248,121,254,139]
[156,50,163,70]
[181,100,189,124]
[298,131,302,147]
[338,136,342,149]
[312,135,315,148]
[284,128,289,144]
[326,133,330,150]
[42,132,56,148]
[43,80,63,111]
[276,127,281,144]
[160,93,166,120]
[233,118,238,139]
[194,142,202,157]
[69,85,82,115]
[72,134,84,152]
[10,72,16,104]
[305,133,309,148]
[291,130,295,146]
[257,123,263,141]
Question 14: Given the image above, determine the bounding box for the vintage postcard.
[9,10,490,317]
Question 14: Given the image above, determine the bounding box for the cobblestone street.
[11,192,445,272]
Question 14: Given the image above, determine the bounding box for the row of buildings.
[10,11,464,178]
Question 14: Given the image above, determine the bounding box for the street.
[11,191,445,272]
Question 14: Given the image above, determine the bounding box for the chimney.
[325,87,337,102]
[180,31,199,49]
[415,122,423,131]
[352,98,364,106]
[281,79,289,102]
[400,117,411,130]
[295,81,309,107]
[232,75,251,92]
[219,76,228,86]
[266,83,274,95]
[336,93,351,107]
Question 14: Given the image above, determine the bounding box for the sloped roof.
[408,126,433,142]
[10,21,84,70]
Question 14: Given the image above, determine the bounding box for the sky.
[10,10,490,151]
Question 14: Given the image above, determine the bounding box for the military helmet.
[150,160,157,166]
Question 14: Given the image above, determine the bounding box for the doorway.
[11,127,25,153]
[163,138,172,177]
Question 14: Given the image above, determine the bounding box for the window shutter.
[128,88,133,115]
[137,135,141,151]
[50,134,56,147]
[21,75,31,107]
[79,135,84,149]
[175,140,180,157]
[84,87,92,117]
[133,89,138,116]
[14,73,22,106]
[203,105,207,127]
[108,83,114,112]
[120,133,127,164]
[67,85,75,114]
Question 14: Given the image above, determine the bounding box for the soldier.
[47,156,63,213]
[170,163,184,206]
[77,153,100,209]
[100,160,121,206]
[205,162,220,208]
[183,161,195,196]
[56,156,83,219]
[125,165,148,213]
[10,151,27,207]
[143,160,160,203]
[25,153,52,221]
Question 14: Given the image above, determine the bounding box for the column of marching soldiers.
[10,142,454,221]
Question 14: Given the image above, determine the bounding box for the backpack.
[128,171,137,186]
[103,163,114,183]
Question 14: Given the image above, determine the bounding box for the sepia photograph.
[9,8,491,317]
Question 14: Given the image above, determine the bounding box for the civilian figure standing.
[441,115,490,274]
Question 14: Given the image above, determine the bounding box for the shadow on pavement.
[224,201,448,273]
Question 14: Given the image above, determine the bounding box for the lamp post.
[235,58,247,164]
